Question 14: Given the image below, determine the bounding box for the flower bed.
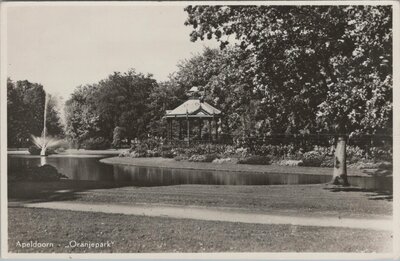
[119,137,392,168]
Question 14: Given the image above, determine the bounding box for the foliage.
[146,81,187,137]
[161,150,175,158]
[238,155,271,165]
[65,70,157,147]
[188,153,219,162]
[174,154,189,161]
[9,164,68,182]
[253,144,300,158]
[81,137,111,150]
[28,146,41,155]
[7,78,64,147]
[276,160,304,167]
[302,151,326,167]
[112,126,126,148]
[212,157,237,164]
[124,137,166,158]
[184,5,392,151]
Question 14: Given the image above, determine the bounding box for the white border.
[0,1,8,259]
[0,1,399,260]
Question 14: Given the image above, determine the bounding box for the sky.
[7,4,219,100]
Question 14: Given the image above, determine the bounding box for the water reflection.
[8,155,392,191]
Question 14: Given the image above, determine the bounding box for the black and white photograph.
[0,1,398,258]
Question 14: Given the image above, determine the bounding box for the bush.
[28,146,41,155]
[320,157,334,167]
[368,146,392,161]
[276,160,304,167]
[112,126,126,148]
[10,164,68,181]
[188,154,219,163]
[238,155,271,165]
[212,157,237,164]
[82,137,111,150]
[170,144,233,159]
[28,146,57,155]
[161,150,174,158]
[346,146,366,163]
[174,155,189,161]
[125,137,165,158]
[302,151,325,167]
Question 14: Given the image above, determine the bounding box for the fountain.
[31,92,61,161]
[41,91,49,156]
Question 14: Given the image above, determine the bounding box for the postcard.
[1,1,398,259]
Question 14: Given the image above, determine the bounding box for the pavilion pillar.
[187,118,190,145]
[169,119,173,142]
[179,120,182,140]
[215,119,218,141]
[166,119,169,141]
[199,119,203,140]
[208,119,212,142]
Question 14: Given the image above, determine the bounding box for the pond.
[8,155,392,191]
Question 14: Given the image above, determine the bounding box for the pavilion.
[164,87,222,144]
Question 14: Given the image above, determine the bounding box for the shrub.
[320,157,334,167]
[119,150,131,157]
[235,147,250,158]
[368,146,392,161]
[161,150,174,158]
[82,137,111,150]
[124,137,169,158]
[346,146,366,163]
[170,144,232,159]
[302,151,325,167]
[276,160,304,167]
[212,157,237,164]
[238,155,271,165]
[112,126,126,148]
[174,155,189,161]
[11,164,68,181]
[28,146,41,155]
[188,153,218,162]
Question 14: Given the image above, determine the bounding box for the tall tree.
[146,80,187,137]
[65,69,157,147]
[7,79,64,147]
[185,5,392,184]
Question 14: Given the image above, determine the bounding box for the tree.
[7,78,64,147]
[65,69,158,147]
[185,5,392,185]
[146,80,187,137]
[172,47,261,141]
[64,85,100,148]
[112,126,126,148]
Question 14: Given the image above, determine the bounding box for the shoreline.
[100,156,373,177]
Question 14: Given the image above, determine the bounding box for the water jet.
[31,92,62,159]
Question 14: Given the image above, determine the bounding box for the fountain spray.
[40,93,49,156]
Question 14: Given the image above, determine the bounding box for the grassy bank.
[101,157,372,177]
[8,207,392,253]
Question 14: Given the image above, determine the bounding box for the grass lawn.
[9,183,392,219]
[8,207,392,253]
[14,183,389,219]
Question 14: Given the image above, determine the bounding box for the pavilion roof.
[164,99,221,118]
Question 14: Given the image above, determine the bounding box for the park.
[6,4,393,254]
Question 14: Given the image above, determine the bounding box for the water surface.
[8,155,392,190]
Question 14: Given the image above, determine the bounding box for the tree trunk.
[332,136,350,186]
